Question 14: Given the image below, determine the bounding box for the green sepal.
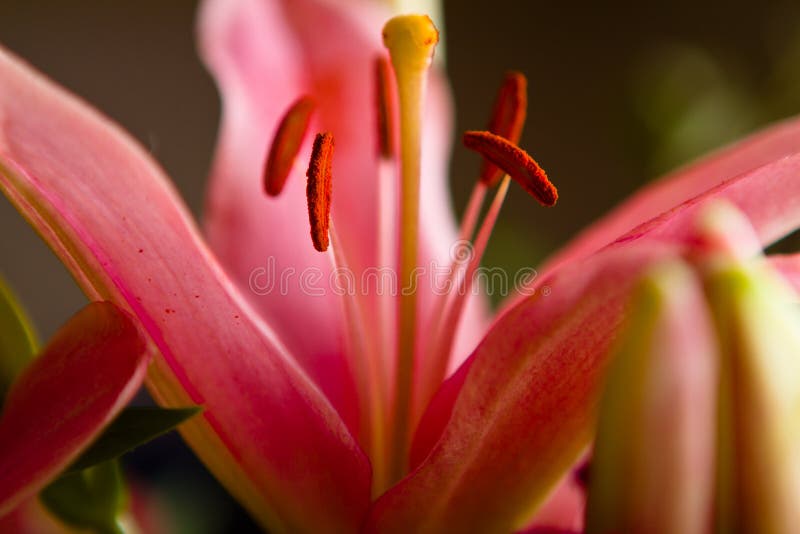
[64,406,202,474]
[0,276,38,405]
[40,460,126,534]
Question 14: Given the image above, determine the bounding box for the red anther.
[306,132,335,251]
[375,56,396,159]
[463,130,557,206]
[264,95,316,196]
[481,71,528,186]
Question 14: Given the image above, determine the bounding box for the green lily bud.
[586,260,717,534]
[706,258,800,534]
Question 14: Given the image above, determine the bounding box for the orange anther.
[264,96,316,196]
[464,130,557,206]
[375,56,396,159]
[306,132,335,251]
[481,72,527,186]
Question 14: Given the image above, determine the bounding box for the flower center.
[260,14,557,493]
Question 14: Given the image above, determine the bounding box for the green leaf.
[40,460,126,534]
[64,406,202,474]
[0,276,38,405]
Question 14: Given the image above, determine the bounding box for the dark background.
[1,1,798,531]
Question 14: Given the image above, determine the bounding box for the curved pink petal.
[197,0,359,427]
[613,153,800,250]
[367,242,683,533]
[198,0,488,422]
[537,114,800,282]
[0,302,148,517]
[0,47,370,532]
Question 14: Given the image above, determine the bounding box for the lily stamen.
[464,130,558,206]
[374,55,398,397]
[374,56,396,160]
[417,175,513,422]
[481,71,528,187]
[425,71,529,352]
[263,95,316,196]
[305,132,389,491]
[305,132,334,252]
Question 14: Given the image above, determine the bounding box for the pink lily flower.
[1,1,800,533]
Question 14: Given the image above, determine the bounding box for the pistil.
[382,14,439,482]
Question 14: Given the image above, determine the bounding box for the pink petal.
[197,0,361,427]
[0,47,370,532]
[768,254,800,293]
[198,0,488,417]
[0,302,148,516]
[614,153,800,250]
[367,242,683,533]
[539,114,800,281]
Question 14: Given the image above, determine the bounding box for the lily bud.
[586,261,717,534]
[704,257,800,533]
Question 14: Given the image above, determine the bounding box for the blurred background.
[0,0,799,531]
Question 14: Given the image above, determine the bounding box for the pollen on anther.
[264,95,316,196]
[464,130,557,206]
[375,56,396,159]
[481,72,528,187]
[306,132,334,251]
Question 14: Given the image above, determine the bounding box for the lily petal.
[368,242,683,533]
[539,114,800,279]
[0,47,371,532]
[767,253,800,294]
[0,302,147,517]
[197,0,361,427]
[614,153,800,250]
